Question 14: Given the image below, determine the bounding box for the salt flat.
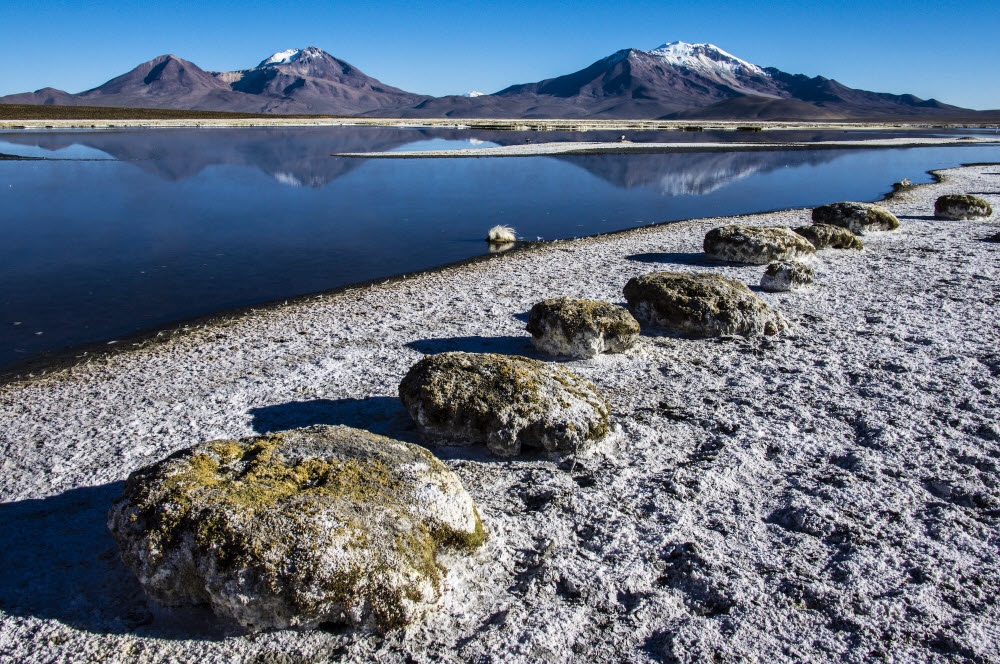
[1,165,998,663]
[335,135,1000,158]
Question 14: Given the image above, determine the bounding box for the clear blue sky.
[1,0,998,109]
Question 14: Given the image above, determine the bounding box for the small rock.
[703,225,815,264]
[934,194,993,220]
[793,224,864,250]
[623,271,788,337]
[990,231,1000,243]
[812,201,900,234]
[760,260,815,292]
[107,425,486,632]
[526,297,639,358]
[399,352,610,457]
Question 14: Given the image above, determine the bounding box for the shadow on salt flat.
[626,252,725,267]
[250,396,421,443]
[406,335,538,357]
[0,483,229,640]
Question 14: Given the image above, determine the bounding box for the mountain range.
[1,42,990,120]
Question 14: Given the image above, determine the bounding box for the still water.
[1,125,998,370]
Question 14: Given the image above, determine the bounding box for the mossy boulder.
[793,224,864,250]
[703,225,815,264]
[934,194,993,220]
[623,271,788,337]
[760,260,815,292]
[107,425,485,632]
[811,202,899,234]
[399,352,609,457]
[526,297,640,358]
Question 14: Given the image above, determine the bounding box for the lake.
[1,125,998,372]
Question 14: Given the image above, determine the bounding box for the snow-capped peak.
[463,91,486,98]
[646,41,766,78]
[258,47,326,68]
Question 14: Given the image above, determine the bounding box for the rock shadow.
[250,396,419,443]
[0,483,228,640]
[626,252,726,267]
[897,214,939,221]
[406,335,538,357]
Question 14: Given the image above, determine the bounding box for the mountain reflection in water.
[0,125,976,191]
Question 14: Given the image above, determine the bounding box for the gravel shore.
[1,164,998,663]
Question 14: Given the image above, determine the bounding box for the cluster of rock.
[110,187,994,635]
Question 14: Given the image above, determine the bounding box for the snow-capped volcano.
[647,41,767,79]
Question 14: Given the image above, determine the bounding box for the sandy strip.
[335,136,1000,158]
[3,118,996,131]
[1,165,998,663]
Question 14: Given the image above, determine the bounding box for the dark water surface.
[1,125,998,371]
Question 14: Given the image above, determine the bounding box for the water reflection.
[0,125,981,192]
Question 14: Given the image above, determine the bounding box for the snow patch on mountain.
[647,41,768,79]
[463,91,486,98]
[258,47,326,68]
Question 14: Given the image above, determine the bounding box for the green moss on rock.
[108,425,486,632]
[399,352,610,457]
[703,225,816,264]
[811,202,899,234]
[623,271,789,337]
[793,224,864,250]
[934,194,993,220]
[526,297,640,358]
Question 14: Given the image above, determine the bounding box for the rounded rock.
[934,194,993,220]
[703,225,816,264]
[623,271,788,337]
[526,297,640,358]
[760,260,815,292]
[811,202,900,234]
[793,224,864,250]
[107,425,486,632]
[399,351,609,457]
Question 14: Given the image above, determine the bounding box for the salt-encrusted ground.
[335,136,1000,158]
[1,165,998,664]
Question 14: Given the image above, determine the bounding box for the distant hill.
[1,42,993,120]
[0,48,428,115]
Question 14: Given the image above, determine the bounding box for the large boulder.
[399,352,609,457]
[793,224,864,250]
[760,260,815,292]
[107,425,486,632]
[934,194,993,220]
[811,202,899,233]
[526,297,640,358]
[623,271,788,337]
[703,225,815,264]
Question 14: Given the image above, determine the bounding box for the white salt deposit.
[0,164,997,663]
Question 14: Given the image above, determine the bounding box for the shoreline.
[3,117,1000,131]
[0,157,971,387]
[1,162,998,662]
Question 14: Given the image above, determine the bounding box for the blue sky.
[1,0,998,109]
